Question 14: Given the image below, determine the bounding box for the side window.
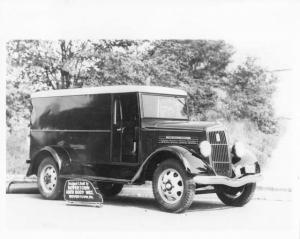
[119,93,138,125]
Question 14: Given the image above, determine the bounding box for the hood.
[141,119,222,131]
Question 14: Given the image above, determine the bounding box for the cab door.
[111,96,123,162]
[111,93,139,163]
[119,93,139,163]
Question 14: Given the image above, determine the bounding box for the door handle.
[116,127,124,133]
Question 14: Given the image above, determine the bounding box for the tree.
[6,40,95,90]
[84,40,149,87]
[142,40,234,119]
[6,40,140,131]
[6,40,277,134]
[223,57,277,133]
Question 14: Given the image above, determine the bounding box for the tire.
[37,157,64,200]
[97,182,123,198]
[152,159,195,213]
[215,183,256,207]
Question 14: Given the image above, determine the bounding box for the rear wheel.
[215,183,256,206]
[37,157,63,200]
[152,159,195,213]
[97,182,123,198]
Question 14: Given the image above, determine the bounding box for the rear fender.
[26,146,72,176]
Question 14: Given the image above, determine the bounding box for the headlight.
[199,140,211,157]
[234,141,245,158]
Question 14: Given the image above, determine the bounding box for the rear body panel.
[30,94,112,164]
[29,93,139,180]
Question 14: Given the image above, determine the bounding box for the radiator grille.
[208,130,231,177]
[208,131,227,144]
[213,162,231,177]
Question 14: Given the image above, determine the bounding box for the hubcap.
[40,165,57,194]
[158,168,184,204]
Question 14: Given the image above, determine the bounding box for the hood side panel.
[141,118,219,131]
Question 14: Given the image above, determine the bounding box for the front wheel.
[215,183,256,207]
[152,159,195,213]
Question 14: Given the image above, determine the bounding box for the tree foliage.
[6,40,277,134]
[142,40,234,119]
[223,57,277,133]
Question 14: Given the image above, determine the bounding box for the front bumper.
[193,174,262,188]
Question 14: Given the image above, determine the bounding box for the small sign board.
[64,179,103,207]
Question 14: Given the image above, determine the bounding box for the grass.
[6,128,30,175]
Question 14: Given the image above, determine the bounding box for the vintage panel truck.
[26,85,261,212]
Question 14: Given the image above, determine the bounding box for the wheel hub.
[40,165,57,194]
[44,174,51,184]
[165,182,172,190]
[158,168,184,204]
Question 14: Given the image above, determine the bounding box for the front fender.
[26,146,72,176]
[169,146,215,176]
[131,145,215,183]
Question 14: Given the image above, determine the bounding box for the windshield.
[141,94,188,119]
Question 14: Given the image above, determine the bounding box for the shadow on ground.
[105,195,229,212]
[11,192,228,213]
[6,182,229,213]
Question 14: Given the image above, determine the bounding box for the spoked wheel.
[152,159,195,213]
[215,183,256,207]
[97,182,123,198]
[37,157,63,200]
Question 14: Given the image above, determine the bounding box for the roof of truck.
[31,85,187,98]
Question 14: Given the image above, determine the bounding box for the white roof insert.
[31,85,187,98]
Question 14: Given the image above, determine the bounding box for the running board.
[195,185,216,195]
[59,174,131,184]
[195,189,216,195]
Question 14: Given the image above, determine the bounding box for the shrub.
[6,128,30,175]
[224,120,282,169]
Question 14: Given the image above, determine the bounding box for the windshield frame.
[139,93,189,120]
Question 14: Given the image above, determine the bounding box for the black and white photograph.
[0,0,299,238]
